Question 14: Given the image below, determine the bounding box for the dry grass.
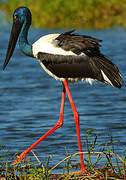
[0,129,126,179]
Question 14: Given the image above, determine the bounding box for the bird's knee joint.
[56,121,63,127]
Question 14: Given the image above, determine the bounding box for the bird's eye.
[13,15,18,19]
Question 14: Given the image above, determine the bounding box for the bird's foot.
[81,168,88,174]
[11,150,28,166]
[70,169,88,176]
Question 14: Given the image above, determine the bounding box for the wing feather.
[37,52,122,88]
[55,30,102,56]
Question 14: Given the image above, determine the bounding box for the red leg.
[11,85,66,165]
[63,80,87,173]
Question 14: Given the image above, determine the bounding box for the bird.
[3,7,122,173]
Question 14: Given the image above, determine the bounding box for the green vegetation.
[0,129,126,179]
[0,0,126,29]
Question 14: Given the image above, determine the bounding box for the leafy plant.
[0,0,126,29]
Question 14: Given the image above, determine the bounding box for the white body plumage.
[32,34,94,84]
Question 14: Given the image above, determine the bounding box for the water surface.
[0,22,126,171]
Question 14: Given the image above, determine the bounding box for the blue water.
[0,20,126,172]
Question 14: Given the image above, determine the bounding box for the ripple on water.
[0,26,126,172]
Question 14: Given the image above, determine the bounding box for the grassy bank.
[0,0,126,29]
[0,129,126,179]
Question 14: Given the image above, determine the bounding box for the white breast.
[32,34,76,58]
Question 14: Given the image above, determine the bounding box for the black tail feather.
[93,55,122,88]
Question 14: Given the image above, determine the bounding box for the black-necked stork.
[3,7,122,173]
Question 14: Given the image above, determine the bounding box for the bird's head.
[3,7,31,70]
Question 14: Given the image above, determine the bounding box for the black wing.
[37,52,122,88]
[55,30,102,56]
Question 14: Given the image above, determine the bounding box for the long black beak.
[3,21,23,70]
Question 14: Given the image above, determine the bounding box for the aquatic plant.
[0,129,125,179]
